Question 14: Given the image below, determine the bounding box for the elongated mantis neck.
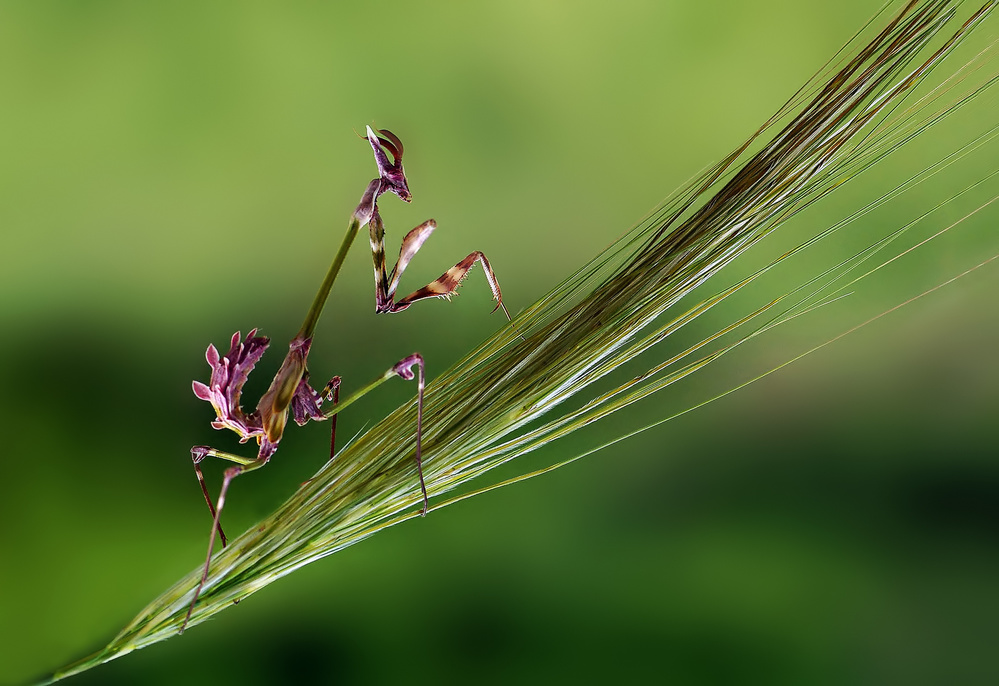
[297,216,362,340]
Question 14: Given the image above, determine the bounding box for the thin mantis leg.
[183,450,272,632]
[191,446,260,548]
[324,353,428,515]
[395,354,428,515]
[321,376,341,461]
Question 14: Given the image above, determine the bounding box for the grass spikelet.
[45,1,999,681]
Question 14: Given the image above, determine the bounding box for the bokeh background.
[2,2,998,684]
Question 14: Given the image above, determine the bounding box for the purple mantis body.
[184,127,509,629]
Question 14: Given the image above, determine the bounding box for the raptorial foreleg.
[190,446,260,549]
[368,209,509,318]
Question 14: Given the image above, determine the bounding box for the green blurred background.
[2,2,998,684]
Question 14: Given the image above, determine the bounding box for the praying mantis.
[184,127,510,629]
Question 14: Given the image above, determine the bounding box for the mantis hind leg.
[183,450,272,632]
[391,354,428,515]
[190,446,260,548]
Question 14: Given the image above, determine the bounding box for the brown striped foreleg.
[368,208,510,318]
[392,250,508,317]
